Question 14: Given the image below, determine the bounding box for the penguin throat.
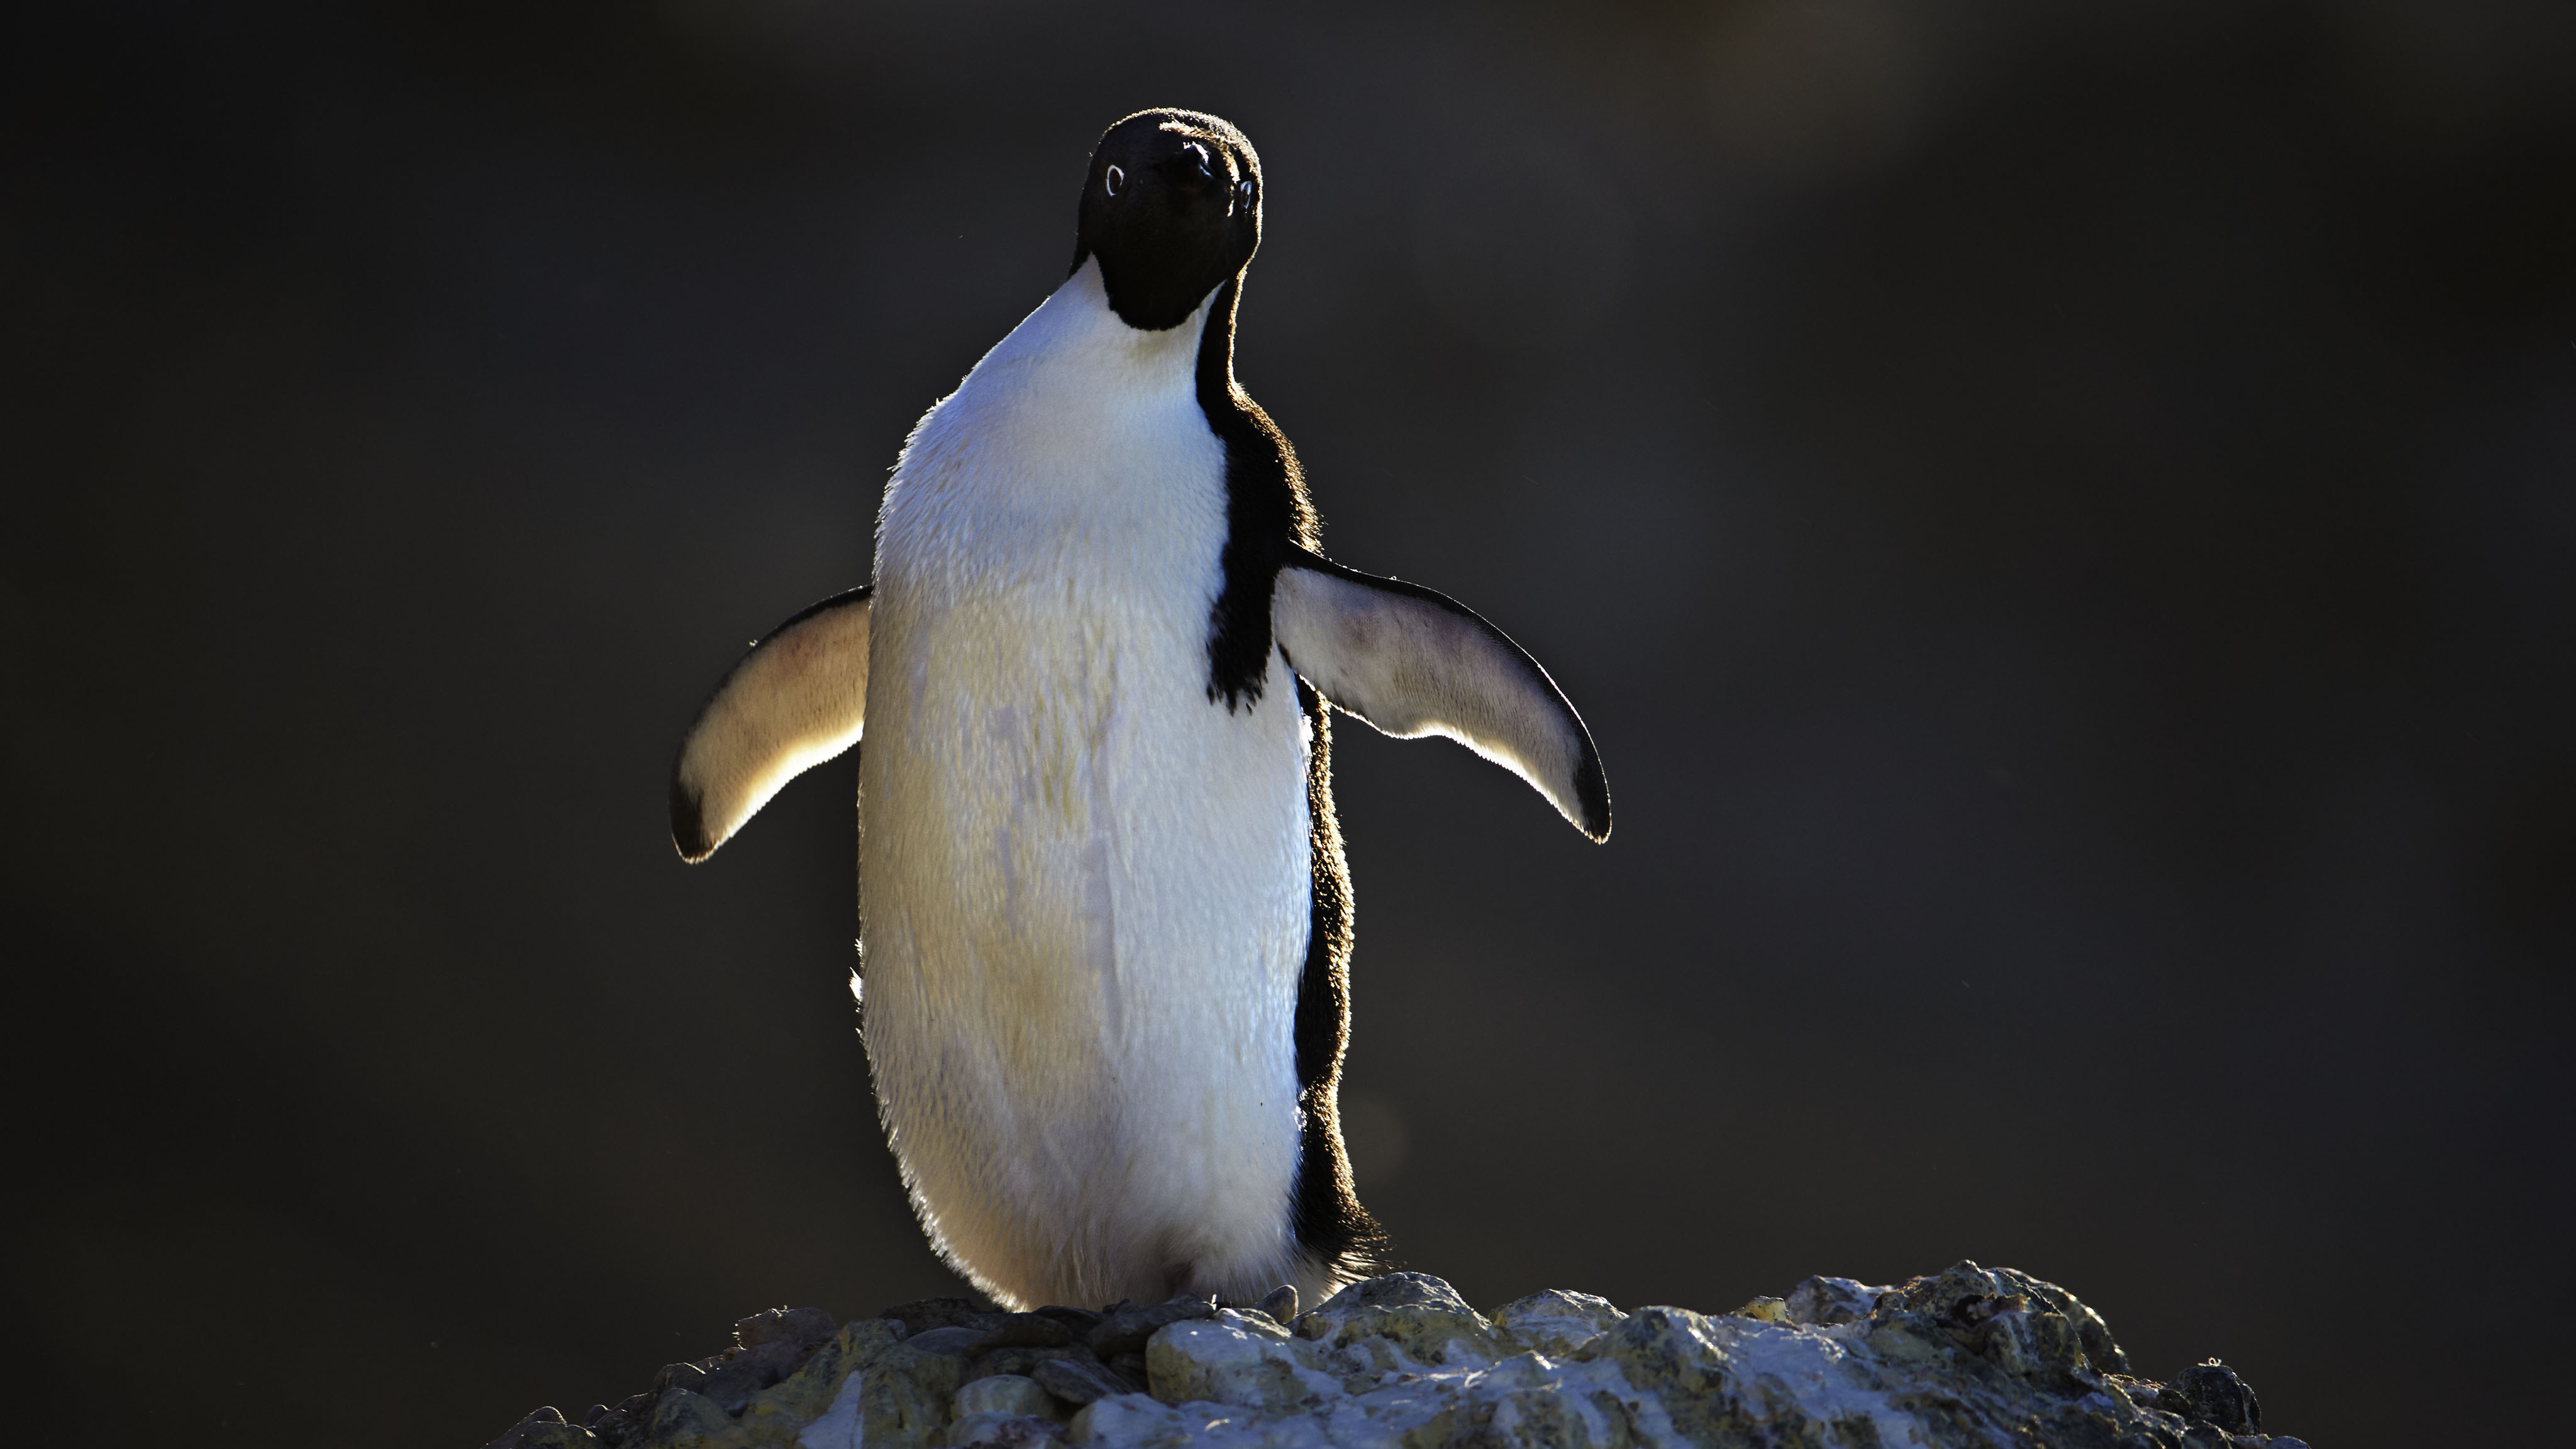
[1070,245,1231,336]
[1053,258,1215,372]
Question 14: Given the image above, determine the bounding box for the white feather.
[860,260,1323,1309]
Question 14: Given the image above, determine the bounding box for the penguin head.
[1074,109,1262,331]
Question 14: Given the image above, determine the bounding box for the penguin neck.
[997,257,1221,399]
[889,258,1242,576]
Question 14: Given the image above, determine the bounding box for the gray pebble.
[984,1312,1077,1348]
[905,1325,992,1356]
[1031,1355,1140,1406]
[969,1345,1090,1382]
[1085,1295,1216,1358]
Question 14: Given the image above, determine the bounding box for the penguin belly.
[858,274,1317,1311]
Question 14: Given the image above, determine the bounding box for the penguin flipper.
[1272,549,1610,841]
[669,585,872,862]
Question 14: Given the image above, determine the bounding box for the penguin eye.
[1104,165,1124,197]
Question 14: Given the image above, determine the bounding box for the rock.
[1781,1275,1888,1327]
[699,1339,812,1413]
[653,1363,709,1397]
[908,1326,996,1357]
[886,1297,1008,1336]
[1251,1285,1299,1324]
[1033,1306,1108,1335]
[1087,1295,1219,1359]
[587,1392,655,1448]
[1146,1311,1343,1409]
[982,1313,1080,1350]
[1490,1289,1628,1358]
[2172,1358,2264,1434]
[1030,1355,1140,1406]
[1064,1395,1196,1448]
[968,1345,1096,1385]
[1291,1271,1513,1367]
[485,1405,592,1449]
[489,1260,2313,1448]
[858,1335,972,1443]
[954,1374,1060,1421]
[738,1307,841,1352]
[947,1413,1067,1449]
[644,1387,733,1446]
[1991,1263,2133,1377]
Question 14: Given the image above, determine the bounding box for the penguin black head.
[1074,109,1262,331]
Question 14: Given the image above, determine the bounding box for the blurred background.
[5,2,2570,1445]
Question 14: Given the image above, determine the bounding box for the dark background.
[6,2,2570,1445]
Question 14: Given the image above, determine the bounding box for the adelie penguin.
[669,109,1610,1312]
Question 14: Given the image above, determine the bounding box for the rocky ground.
[484,1261,2307,1449]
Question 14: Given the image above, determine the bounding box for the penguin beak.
[1157,142,1215,196]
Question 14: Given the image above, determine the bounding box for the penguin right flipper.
[1272,550,1610,841]
[670,585,872,862]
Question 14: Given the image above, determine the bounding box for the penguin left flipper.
[670,585,872,863]
[1273,549,1611,842]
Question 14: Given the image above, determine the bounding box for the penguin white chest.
[858,268,1314,1309]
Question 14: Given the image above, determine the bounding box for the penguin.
[669,109,1609,1313]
